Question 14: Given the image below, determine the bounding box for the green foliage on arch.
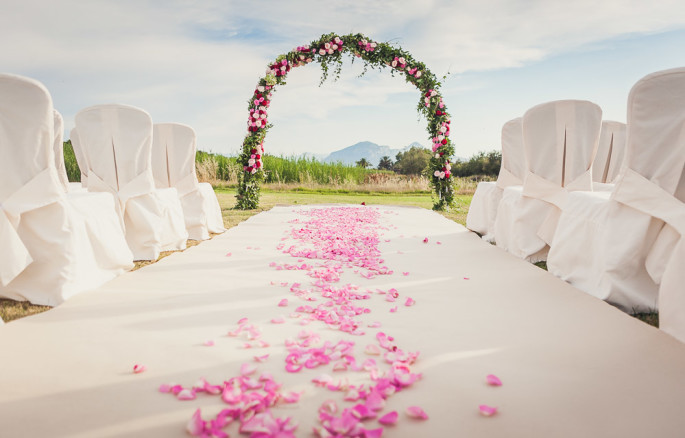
[236,32,455,210]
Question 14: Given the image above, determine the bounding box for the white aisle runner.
[1,205,685,437]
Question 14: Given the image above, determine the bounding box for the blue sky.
[2,0,684,160]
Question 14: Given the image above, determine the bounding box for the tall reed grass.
[263,156,368,185]
[62,146,475,194]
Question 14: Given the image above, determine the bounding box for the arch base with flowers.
[236,32,455,210]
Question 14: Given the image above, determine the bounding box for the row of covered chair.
[1,73,135,306]
[0,73,225,307]
[69,104,225,258]
[467,106,626,246]
[467,67,685,343]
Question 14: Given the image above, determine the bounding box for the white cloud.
[1,0,684,157]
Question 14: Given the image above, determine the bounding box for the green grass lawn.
[215,188,472,229]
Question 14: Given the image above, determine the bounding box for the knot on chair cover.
[174,172,199,198]
[0,167,63,286]
[88,170,156,221]
[522,167,593,244]
[613,168,685,340]
[496,167,523,189]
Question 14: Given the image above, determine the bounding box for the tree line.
[356,147,502,178]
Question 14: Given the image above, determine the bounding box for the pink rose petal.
[225,252,232,257]
[254,354,270,362]
[271,316,286,324]
[378,411,398,426]
[352,403,377,420]
[332,361,348,371]
[186,409,205,436]
[344,388,360,401]
[404,297,415,306]
[285,363,303,373]
[486,374,502,386]
[365,390,385,411]
[133,364,146,374]
[241,363,257,376]
[406,406,428,420]
[362,427,384,438]
[422,238,428,243]
[282,391,302,403]
[278,298,289,307]
[479,404,498,416]
[364,344,381,355]
[390,306,398,313]
[402,271,409,276]
[177,389,197,400]
[203,340,215,346]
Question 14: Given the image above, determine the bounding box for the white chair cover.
[75,104,188,260]
[152,123,225,240]
[0,73,133,306]
[494,100,602,262]
[466,118,525,242]
[548,68,685,318]
[592,121,627,192]
[620,68,685,340]
[70,127,89,187]
[52,110,71,191]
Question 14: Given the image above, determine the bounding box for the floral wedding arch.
[236,32,455,210]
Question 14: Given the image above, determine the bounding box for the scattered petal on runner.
[486,374,502,386]
[479,405,498,416]
[406,406,429,420]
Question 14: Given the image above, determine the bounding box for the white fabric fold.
[0,167,63,286]
[118,171,157,210]
[495,167,523,188]
[613,168,685,341]
[547,68,684,320]
[88,169,155,218]
[151,123,225,241]
[494,100,601,261]
[467,117,524,239]
[174,172,197,197]
[522,168,593,244]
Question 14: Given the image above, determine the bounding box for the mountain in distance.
[323,141,426,167]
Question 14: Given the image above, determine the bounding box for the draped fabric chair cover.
[466,117,524,242]
[592,121,627,191]
[151,123,225,240]
[493,100,602,262]
[0,73,133,306]
[548,68,685,320]
[52,110,71,191]
[70,127,89,187]
[75,104,188,260]
[54,118,86,193]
